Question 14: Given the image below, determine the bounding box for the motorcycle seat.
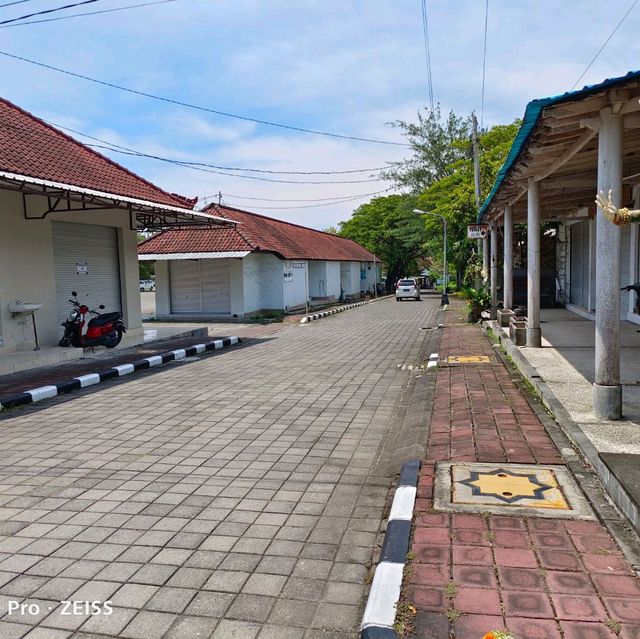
[88,312,122,327]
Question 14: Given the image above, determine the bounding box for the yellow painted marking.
[471,472,544,498]
[447,355,491,364]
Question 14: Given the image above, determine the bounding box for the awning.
[139,251,251,261]
[1,170,236,230]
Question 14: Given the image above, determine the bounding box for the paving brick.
[502,590,554,619]
[506,616,562,639]
[455,587,501,615]
[551,593,607,621]
[560,621,617,639]
[453,614,505,638]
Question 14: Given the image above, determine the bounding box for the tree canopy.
[339,106,520,287]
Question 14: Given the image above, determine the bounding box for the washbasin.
[8,301,42,314]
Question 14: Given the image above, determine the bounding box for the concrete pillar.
[527,178,542,347]
[490,223,498,319]
[503,206,513,310]
[482,236,489,282]
[594,108,623,420]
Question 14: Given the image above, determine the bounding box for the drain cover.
[433,462,594,519]
[447,355,491,364]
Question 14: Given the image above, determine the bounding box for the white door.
[53,222,121,334]
[170,259,230,314]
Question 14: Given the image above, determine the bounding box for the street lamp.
[414,208,448,306]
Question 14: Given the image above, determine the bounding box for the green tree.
[381,105,470,193]
[338,195,427,290]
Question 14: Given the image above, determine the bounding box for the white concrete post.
[594,108,623,420]
[527,178,542,347]
[490,223,498,319]
[503,206,513,310]
[482,235,489,282]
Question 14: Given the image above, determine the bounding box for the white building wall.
[308,261,327,298]
[350,262,361,297]
[154,261,170,316]
[0,189,142,354]
[363,262,380,293]
[243,253,284,314]
[283,260,308,311]
[229,259,244,317]
[326,262,341,300]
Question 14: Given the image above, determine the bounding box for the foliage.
[139,261,155,280]
[338,194,427,290]
[461,286,491,322]
[413,119,520,285]
[322,225,339,235]
[463,252,484,288]
[381,105,470,193]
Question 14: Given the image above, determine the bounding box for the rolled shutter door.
[53,222,121,335]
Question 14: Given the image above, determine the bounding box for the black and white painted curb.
[0,337,241,411]
[360,459,420,639]
[427,352,438,369]
[300,300,369,323]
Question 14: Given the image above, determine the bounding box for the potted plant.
[461,286,491,323]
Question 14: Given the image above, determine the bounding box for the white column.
[482,236,489,282]
[594,108,623,420]
[490,223,498,319]
[503,206,513,310]
[527,178,541,347]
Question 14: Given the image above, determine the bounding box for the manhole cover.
[433,462,594,519]
[447,355,492,364]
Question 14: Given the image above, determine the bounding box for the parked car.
[396,278,421,301]
[139,279,155,292]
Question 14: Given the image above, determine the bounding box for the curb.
[300,300,369,324]
[300,294,393,324]
[361,459,420,639]
[0,336,241,411]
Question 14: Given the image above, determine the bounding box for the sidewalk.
[405,308,640,638]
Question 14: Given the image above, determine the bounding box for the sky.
[2,0,640,229]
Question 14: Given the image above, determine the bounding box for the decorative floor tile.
[446,355,492,364]
[434,462,595,519]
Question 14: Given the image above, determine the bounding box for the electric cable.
[219,189,393,209]
[0,0,100,25]
[0,0,177,28]
[420,0,434,111]
[480,0,489,129]
[0,0,34,8]
[0,49,410,147]
[571,0,639,91]
[216,190,388,202]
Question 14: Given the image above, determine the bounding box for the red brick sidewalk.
[407,320,640,639]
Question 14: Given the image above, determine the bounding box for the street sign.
[467,224,488,239]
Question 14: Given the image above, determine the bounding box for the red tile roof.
[0,97,196,209]
[138,205,377,261]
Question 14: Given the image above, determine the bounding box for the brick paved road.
[0,296,441,639]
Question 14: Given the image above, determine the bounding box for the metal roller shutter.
[201,260,231,314]
[169,259,231,314]
[569,221,589,309]
[53,222,121,335]
[170,260,201,313]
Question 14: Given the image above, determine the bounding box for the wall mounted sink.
[8,302,43,314]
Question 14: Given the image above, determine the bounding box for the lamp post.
[414,208,448,306]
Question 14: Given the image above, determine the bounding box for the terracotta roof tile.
[0,97,195,209]
[138,205,376,262]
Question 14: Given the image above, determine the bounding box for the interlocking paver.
[407,306,640,639]
[0,297,439,636]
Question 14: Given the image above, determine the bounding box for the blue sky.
[2,0,640,228]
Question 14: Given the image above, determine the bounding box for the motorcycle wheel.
[104,329,123,349]
[58,337,71,347]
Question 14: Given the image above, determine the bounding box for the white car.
[139,279,155,292]
[396,278,421,301]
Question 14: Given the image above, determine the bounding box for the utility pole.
[218,191,222,206]
[472,112,488,283]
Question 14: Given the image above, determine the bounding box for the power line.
[217,190,389,202]
[420,0,434,111]
[0,0,100,25]
[38,119,387,178]
[0,49,410,147]
[0,0,35,8]
[480,0,489,129]
[571,0,639,91]
[0,0,177,28]
[220,189,392,210]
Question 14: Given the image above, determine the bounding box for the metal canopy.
[0,171,236,231]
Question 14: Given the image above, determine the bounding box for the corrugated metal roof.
[139,251,251,261]
[478,70,640,222]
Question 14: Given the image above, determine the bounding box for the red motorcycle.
[59,291,125,348]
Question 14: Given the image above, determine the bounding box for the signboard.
[76,261,88,275]
[467,224,488,240]
[290,262,306,269]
